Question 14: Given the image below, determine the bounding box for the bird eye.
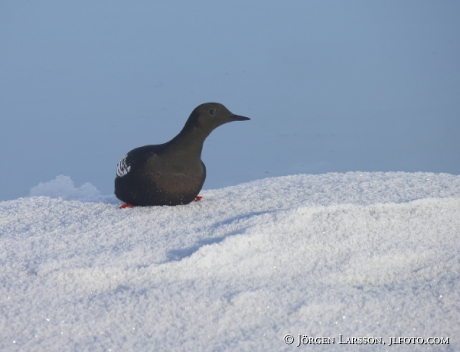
[209,109,216,115]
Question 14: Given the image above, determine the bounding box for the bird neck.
[167,125,211,159]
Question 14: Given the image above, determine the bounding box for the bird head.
[185,102,250,133]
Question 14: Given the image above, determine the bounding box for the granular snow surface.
[1,172,459,351]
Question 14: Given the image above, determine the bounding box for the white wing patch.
[116,154,131,177]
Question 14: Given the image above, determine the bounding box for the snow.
[1,1,459,350]
[1,172,459,351]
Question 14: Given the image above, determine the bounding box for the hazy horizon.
[1,1,459,201]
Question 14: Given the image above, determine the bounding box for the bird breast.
[142,156,205,194]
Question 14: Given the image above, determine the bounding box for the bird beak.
[228,114,250,121]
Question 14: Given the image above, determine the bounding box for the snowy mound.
[28,175,117,204]
[1,172,459,351]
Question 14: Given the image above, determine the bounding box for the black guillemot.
[115,102,249,206]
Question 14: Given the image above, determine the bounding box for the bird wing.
[116,154,131,177]
[116,145,158,178]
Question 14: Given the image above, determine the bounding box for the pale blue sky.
[1,0,459,200]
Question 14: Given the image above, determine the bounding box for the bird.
[114,102,250,206]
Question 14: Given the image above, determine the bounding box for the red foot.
[121,198,201,207]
